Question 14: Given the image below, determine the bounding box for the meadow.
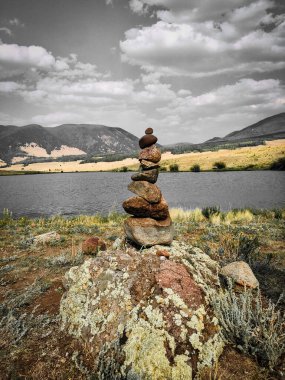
[0,207,284,379]
[1,140,284,174]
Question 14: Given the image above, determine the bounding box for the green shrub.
[119,166,128,172]
[202,206,220,219]
[169,163,179,172]
[213,161,226,170]
[160,166,167,172]
[273,208,282,219]
[190,164,200,172]
[210,286,285,369]
[238,235,260,264]
[270,157,285,170]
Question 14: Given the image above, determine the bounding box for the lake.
[0,171,284,218]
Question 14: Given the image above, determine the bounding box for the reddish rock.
[123,196,169,220]
[220,261,259,289]
[139,145,161,163]
[156,249,170,258]
[82,237,106,255]
[139,134,158,149]
[140,159,160,170]
[145,127,153,134]
[128,181,161,203]
[124,216,174,246]
[156,260,204,309]
[131,168,159,184]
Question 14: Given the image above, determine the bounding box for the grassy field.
[154,139,285,172]
[1,140,284,174]
[0,207,284,379]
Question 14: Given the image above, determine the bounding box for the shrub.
[213,161,226,170]
[273,208,283,219]
[119,166,128,172]
[202,206,220,219]
[210,286,285,369]
[270,156,285,170]
[169,163,179,172]
[190,164,200,172]
[238,235,260,264]
[160,166,167,171]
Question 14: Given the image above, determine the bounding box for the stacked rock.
[123,128,174,247]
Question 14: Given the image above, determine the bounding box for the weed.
[202,206,220,219]
[210,285,285,369]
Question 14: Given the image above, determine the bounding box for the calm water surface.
[0,171,284,217]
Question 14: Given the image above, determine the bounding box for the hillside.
[0,124,139,164]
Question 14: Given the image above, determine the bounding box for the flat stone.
[128,181,161,203]
[131,168,158,184]
[140,159,160,170]
[139,145,161,163]
[220,261,259,289]
[123,196,169,220]
[124,216,174,246]
[139,134,158,149]
[145,127,153,134]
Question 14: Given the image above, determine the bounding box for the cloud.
[121,0,285,77]
[9,18,25,27]
[0,81,24,92]
[31,112,83,126]
[0,27,12,36]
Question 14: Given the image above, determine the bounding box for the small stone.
[140,160,160,170]
[145,127,153,134]
[128,181,161,203]
[139,145,161,163]
[131,168,159,184]
[124,216,174,246]
[220,261,259,289]
[82,237,106,255]
[139,134,158,149]
[123,196,169,220]
[156,250,170,258]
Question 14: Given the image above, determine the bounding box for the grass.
[0,207,284,379]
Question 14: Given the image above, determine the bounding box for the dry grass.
[1,140,285,173]
[159,140,285,171]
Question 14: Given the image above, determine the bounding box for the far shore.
[0,140,284,175]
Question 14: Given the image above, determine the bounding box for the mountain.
[0,124,139,164]
[206,113,285,143]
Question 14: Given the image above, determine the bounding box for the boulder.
[128,180,161,203]
[60,242,224,379]
[140,159,160,170]
[220,261,259,289]
[139,134,158,149]
[82,237,106,255]
[139,145,161,163]
[131,168,159,184]
[124,216,174,246]
[123,196,169,220]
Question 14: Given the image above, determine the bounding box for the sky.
[0,0,284,144]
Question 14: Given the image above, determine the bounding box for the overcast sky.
[0,0,284,144]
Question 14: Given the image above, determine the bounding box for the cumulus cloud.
[121,0,285,77]
[0,43,71,78]
[9,18,25,27]
[0,81,24,92]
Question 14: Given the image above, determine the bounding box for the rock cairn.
[123,128,174,247]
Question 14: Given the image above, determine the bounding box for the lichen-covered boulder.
[60,241,224,379]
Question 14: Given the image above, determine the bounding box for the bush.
[190,164,200,172]
[160,166,167,172]
[270,157,285,170]
[119,166,128,172]
[202,206,220,219]
[213,161,226,170]
[169,163,179,172]
[238,235,259,264]
[210,286,285,368]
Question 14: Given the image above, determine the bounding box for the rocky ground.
[0,209,284,379]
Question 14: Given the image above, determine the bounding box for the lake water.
[0,171,284,217]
